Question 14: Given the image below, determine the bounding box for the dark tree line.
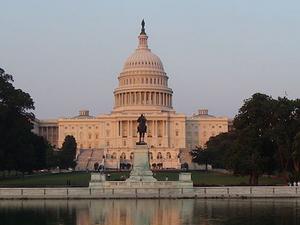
[192,93,300,185]
[0,68,77,174]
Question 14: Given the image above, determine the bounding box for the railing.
[0,186,299,199]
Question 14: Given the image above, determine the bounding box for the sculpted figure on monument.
[137,114,147,144]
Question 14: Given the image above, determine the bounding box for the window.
[130,152,134,160]
[176,130,179,136]
[157,152,162,159]
[120,152,126,160]
[166,152,171,159]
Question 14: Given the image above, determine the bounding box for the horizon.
[1,0,299,119]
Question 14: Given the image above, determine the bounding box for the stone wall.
[0,186,300,199]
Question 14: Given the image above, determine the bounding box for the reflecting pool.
[0,199,299,225]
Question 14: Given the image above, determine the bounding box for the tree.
[272,97,300,178]
[292,132,300,172]
[60,135,77,169]
[204,132,237,169]
[0,68,46,173]
[231,93,278,184]
[0,68,54,173]
[191,147,212,171]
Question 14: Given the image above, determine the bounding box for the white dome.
[113,22,173,113]
[123,49,164,72]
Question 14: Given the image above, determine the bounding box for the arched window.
[130,152,134,160]
[120,152,126,160]
[149,152,153,160]
[112,152,117,159]
[157,152,162,159]
[166,152,171,159]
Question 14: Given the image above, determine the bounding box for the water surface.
[0,199,299,225]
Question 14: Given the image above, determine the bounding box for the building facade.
[34,22,228,170]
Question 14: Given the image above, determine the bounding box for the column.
[128,120,130,137]
[134,92,137,104]
[159,93,161,105]
[152,120,155,137]
[139,92,142,105]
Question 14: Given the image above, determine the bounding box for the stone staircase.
[76,149,105,171]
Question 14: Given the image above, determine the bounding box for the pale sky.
[1,0,299,119]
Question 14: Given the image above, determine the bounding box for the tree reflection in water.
[0,199,299,225]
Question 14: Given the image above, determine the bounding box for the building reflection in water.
[0,199,299,225]
[88,200,193,225]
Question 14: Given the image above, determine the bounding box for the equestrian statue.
[137,114,147,144]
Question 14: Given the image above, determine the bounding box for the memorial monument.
[89,114,193,189]
[126,114,157,182]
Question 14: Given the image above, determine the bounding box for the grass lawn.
[0,172,91,187]
[0,171,286,187]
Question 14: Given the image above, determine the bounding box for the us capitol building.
[34,21,228,170]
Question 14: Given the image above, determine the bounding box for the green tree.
[272,97,300,178]
[205,132,237,169]
[0,68,52,173]
[0,68,36,172]
[231,93,277,184]
[292,132,300,172]
[60,135,77,169]
[191,147,212,171]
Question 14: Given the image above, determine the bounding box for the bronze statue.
[140,19,146,35]
[137,114,147,144]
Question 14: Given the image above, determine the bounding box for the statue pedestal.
[126,144,157,182]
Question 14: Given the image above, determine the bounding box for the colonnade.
[118,119,169,139]
[115,91,172,108]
